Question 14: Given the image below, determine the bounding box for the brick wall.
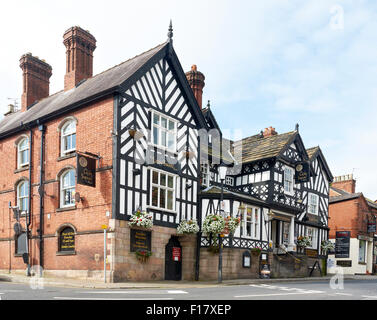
[0,95,114,276]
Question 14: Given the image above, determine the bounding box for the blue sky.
[1,0,376,199]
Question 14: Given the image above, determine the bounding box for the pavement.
[1,272,377,289]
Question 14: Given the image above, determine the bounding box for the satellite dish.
[14,222,22,235]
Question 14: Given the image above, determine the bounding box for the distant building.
[328,174,377,274]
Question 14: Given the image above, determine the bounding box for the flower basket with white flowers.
[177,220,200,234]
[321,240,335,254]
[202,214,226,235]
[224,216,241,234]
[129,210,153,229]
[296,236,311,248]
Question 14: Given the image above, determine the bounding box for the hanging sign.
[172,247,181,262]
[367,221,376,233]
[77,154,96,187]
[295,162,310,183]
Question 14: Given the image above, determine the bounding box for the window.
[17,138,29,168]
[240,206,260,239]
[282,222,290,246]
[152,112,177,152]
[17,180,29,214]
[60,169,75,208]
[308,193,319,215]
[359,240,366,263]
[225,176,234,186]
[61,120,76,155]
[201,164,210,187]
[59,227,75,252]
[150,170,176,211]
[284,166,294,195]
[16,232,27,255]
[305,227,318,249]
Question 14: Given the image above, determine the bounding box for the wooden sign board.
[77,154,96,187]
[130,229,151,252]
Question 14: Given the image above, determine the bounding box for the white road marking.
[235,292,314,298]
[334,292,353,296]
[54,297,174,300]
[80,290,188,294]
[249,285,324,294]
[362,295,377,299]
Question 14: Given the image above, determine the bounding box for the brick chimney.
[263,126,278,137]
[185,65,205,109]
[332,174,356,194]
[63,26,96,91]
[19,53,52,112]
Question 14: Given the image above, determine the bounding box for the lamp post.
[217,163,228,284]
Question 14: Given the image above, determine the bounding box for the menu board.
[335,231,350,258]
[60,228,75,251]
[130,229,151,252]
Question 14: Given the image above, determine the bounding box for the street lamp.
[217,162,228,284]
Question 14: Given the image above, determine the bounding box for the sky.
[1,0,376,199]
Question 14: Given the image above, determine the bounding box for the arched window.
[16,232,27,255]
[61,120,76,155]
[17,137,29,168]
[17,180,29,214]
[60,169,75,208]
[58,227,75,252]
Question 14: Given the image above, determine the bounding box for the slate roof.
[0,42,168,138]
[306,146,319,160]
[232,131,297,164]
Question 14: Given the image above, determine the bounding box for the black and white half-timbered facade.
[199,126,333,265]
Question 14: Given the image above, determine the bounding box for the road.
[1,279,377,300]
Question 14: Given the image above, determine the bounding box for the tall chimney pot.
[185,64,205,109]
[263,126,278,137]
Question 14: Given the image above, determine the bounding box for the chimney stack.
[19,53,52,112]
[63,26,96,91]
[332,174,356,194]
[185,65,205,109]
[263,126,278,137]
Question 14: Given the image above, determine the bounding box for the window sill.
[56,206,76,212]
[56,251,76,256]
[358,262,367,265]
[146,206,177,215]
[14,253,25,257]
[57,152,76,162]
[14,166,29,173]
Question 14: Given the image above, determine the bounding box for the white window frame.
[225,176,234,186]
[240,206,260,239]
[17,180,29,215]
[359,240,366,263]
[60,169,76,208]
[305,227,318,249]
[149,169,177,213]
[150,111,177,153]
[17,138,29,169]
[308,193,319,215]
[201,163,210,187]
[61,120,76,156]
[283,166,294,195]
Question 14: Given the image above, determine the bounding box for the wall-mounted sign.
[305,249,318,258]
[243,251,251,268]
[130,229,152,252]
[59,227,75,252]
[172,247,181,262]
[295,162,310,183]
[77,154,96,187]
[368,221,376,233]
[336,260,352,267]
[335,231,350,258]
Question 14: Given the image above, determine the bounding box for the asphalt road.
[1,279,377,300]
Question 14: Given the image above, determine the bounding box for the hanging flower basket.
[224,216,241,234]
[202,214,226,236]
[177,219,200,235]
[296,236,311,248]
[321,240,335,254]
[135,249,152,263]
[129,210,153,229]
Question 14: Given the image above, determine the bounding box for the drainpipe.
[38,124,45,275]
[25,128,33,276]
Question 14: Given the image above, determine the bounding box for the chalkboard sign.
[59,227,75,252]
[335,231,350,258]
[130,229,152,252]
[337,260,352,267]
[77,154,96,187]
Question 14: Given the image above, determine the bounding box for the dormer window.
[17,138,29,168]
[283,166,294,195]
[61,120,76,155]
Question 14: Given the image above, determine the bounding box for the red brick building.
[328,174,377,274]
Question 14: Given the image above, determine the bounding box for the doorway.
[165,236,182,281]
